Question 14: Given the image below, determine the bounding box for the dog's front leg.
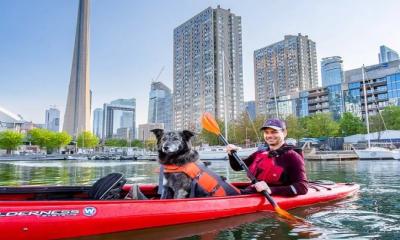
[160,187,174,199]
[174,188,189,199]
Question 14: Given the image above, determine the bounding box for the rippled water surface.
[0,159,399,239]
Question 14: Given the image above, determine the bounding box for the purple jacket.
[229,145,308,196]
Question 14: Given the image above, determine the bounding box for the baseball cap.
[260,118,286,131]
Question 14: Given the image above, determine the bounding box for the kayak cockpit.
[0,185,156,201]
[0,183,252,201]
[0,184,160,201]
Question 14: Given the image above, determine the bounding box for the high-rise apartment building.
[254,34,318,115]
[120,112,133,129]
[45,107,60,132]
[92,108,103,138]
[344,60,400,119]
[379,45,399,63]
[148,81,173,131]
[321,56,344,87]
[173,6,244,131]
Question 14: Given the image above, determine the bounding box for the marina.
[0,0,399,239]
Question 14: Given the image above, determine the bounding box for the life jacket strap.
[163,162,238,197]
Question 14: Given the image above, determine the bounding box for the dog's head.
[151,129,196,164]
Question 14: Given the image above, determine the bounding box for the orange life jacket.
[163,162,240,197]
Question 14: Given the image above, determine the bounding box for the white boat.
[392,149,400,160]
[198,147,227,160]
[355,147,394,160]
[354,65,395,160]
[198,147,257,161]
[67,155,89,160]
[235,147,258,158]
[136,153,158,161]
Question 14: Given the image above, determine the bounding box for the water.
[0,160,399,239]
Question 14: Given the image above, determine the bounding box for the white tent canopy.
[0,105,23,123]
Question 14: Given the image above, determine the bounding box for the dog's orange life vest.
[163,162,240,197]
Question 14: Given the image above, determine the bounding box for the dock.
[305,150,359,161]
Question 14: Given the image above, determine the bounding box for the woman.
[227,118,308,196]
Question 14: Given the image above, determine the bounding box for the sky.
[0,0,399,127]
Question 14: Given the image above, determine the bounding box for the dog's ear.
[150,129,164,140]
[181,130,195,141]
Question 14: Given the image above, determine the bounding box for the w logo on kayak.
[83,207,97,217]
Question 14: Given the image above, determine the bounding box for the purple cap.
[260,118,286,131]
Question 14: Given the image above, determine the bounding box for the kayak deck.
[0,182,359,240]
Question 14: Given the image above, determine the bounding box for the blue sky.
[0,0,399,126]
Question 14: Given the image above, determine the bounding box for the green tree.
[47,132,72,153]
[339,112,366,136]
[285,115,306,141]
[229,113,265,145]
[131,139,144,148]
[368,114,385,133]
[104,139,118,147]
[27,128,50,149]
[77,131,99,148]
[381,105,400,130]
[0,130,24,154]
[198,113,267,146]
[28,129,72,153]
[105,138,128,147]
[302,113,339,138]
[144,139,156,151]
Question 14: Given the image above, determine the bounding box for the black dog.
[151,129,241,199]
[151,129,199,199]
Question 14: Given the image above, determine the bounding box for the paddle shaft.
[218,135,278,208]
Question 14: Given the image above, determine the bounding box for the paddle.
[201,112,305,223]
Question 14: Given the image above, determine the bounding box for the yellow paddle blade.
[201,112,221,135]
[275,206,306,224]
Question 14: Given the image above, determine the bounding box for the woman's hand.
[226,144,238,155]
[253,181,271,194]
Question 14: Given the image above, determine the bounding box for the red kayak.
[0,182,359,240]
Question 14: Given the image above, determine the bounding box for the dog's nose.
[163,146,169,151]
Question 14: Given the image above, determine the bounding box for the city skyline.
[1,0,399,126]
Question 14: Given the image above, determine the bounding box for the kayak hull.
[0,182,359,240]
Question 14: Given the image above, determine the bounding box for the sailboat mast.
[272,80,279,118]
[222,50,228,141]
[361,65,371,148]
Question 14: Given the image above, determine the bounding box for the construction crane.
[152,66,165,83]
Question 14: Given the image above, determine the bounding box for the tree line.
[0,128,156,154]
[198,105,400,145]
[0,129,99,154]
[2,106,399,152]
